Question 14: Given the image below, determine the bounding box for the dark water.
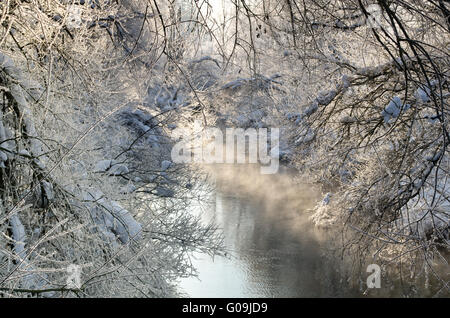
[178,165,448,297]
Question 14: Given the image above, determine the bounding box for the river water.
[178,164,448,298]
[178,164,362,297]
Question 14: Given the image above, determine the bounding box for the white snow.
[82,189,142,244]
[120,183,137,194]
[161,160,172,171]
[381,96,410,123]
[94,159,114,172]
[18,149,31,157]
[311,193,337,228]
[42,181,55,201]
[303,101,318,117]
[94,159,129,176]
[295,128,315,144]
[154,186,175,197]
[415,86,431,103]
[0,150,7,162]
[107,164,129,176]
[317,90,337,105]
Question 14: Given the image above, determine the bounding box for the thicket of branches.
[0,0,223,297]
[161,0,449,293]
[275,0,449,291]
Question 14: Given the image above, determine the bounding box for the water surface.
[178,164,449,297]
[179,165,361,297]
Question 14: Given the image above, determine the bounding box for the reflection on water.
[179,164,361,297]
[178,164,448,297]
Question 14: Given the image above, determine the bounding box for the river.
[178,164,449,297]
[178,164,364,297]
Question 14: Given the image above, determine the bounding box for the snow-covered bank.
[0,1,224,297]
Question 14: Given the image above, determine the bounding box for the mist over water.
[178,164,362,297]
[178,164,450,297]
